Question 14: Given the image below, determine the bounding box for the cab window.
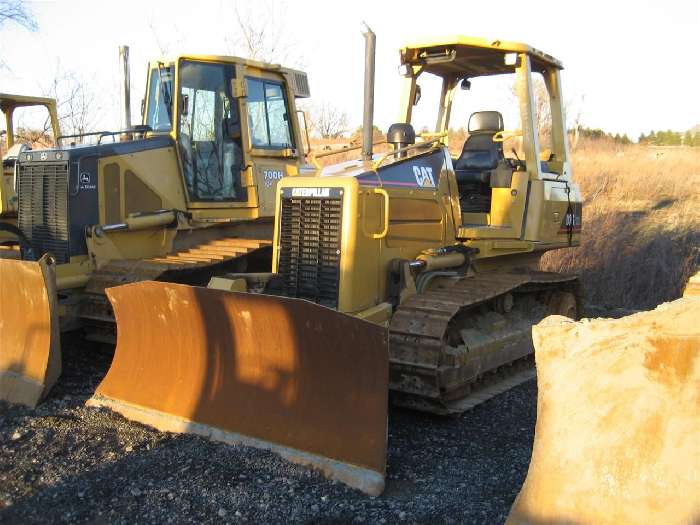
[245,78,294,149]
[145,65,174,132]
[178,60,246,202]
[2,104,56,152]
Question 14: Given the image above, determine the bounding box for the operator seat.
[454,111,504,184]
[454,111,508,214]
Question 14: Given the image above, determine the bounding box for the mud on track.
[0,333,536,524]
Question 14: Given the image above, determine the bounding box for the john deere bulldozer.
[88,33,583,495]
[0,53,312,407]
[0,93,60,248]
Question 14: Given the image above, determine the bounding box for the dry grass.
[541,139,700,310]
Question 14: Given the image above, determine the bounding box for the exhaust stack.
[119,45,131,130]
[361,24,376,161]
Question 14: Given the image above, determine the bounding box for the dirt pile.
[684,271,700,297]
[508,288,700,524]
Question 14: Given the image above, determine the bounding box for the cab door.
[177,60,248,206]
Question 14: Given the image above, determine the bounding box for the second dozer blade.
[0,255,61,407]
[89,281,389,495]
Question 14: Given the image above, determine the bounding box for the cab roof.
[148,55,311,98]
[151,54,306,76]
[400,36,563,78]
[0,93,57,109]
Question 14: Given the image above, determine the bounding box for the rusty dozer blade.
[88,281,389,495]
[0,255,61,407]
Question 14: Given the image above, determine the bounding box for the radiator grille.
[17,161,70,263]
[278,192,342,308]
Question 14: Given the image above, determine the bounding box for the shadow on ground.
[0,334,536,524]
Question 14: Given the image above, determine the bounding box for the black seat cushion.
[455,168,490,185]
[455,133,503,172]
[455,148,498,172]
[454,112,505,173]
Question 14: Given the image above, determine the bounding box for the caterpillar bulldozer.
[0,51,312,407]
[89,32,583,496]
[0,93,60,248]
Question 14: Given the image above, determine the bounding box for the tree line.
[638,130,700,147]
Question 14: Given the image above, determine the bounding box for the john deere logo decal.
[79,172,96,191]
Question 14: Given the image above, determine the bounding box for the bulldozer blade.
[0,255,61,407]
[88,281,389,495]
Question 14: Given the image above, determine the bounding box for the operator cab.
[398,37,577,243]
[141,56,312,215]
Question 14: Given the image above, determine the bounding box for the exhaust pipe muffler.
[361,24,376,161]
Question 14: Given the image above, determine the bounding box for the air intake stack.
[387,123,416,159]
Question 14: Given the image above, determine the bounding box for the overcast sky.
[1,0,698,139]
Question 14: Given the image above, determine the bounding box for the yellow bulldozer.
[0,52,312,406]
[87,32,583,495]
[0,93,60,248]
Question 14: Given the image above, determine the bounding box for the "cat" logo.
[412,166,436,187]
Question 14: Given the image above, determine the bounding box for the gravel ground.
[0,334,536,524]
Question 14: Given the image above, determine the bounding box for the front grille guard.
[277,189,343,309]
[17,161,70,264]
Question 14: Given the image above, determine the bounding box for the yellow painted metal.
[123,211,176,230]
[207,276,247,292]
[274,138,579,318]
[86,227,178,269]
[354,302,393,325]
[400,36,563,71]
[0,255,61,407]
[0,93,60,150]
[416,251,466,271]
[97,148,186,224]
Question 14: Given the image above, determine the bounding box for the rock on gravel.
[0,333,537,524]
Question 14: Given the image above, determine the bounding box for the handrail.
[57,130,114,143]
[372,188,390,239]
[371,137,443,171]
[57,125,153,146]
[418,131,448,140]
[308,140,387,169]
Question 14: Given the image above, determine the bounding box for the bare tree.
[147,16,186,56]
[0,0,37,31]
[221,0,302,67]
[43,63,104,139]
[0,0,37,70]
[308,101,349,139]
[569,94,585,151]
